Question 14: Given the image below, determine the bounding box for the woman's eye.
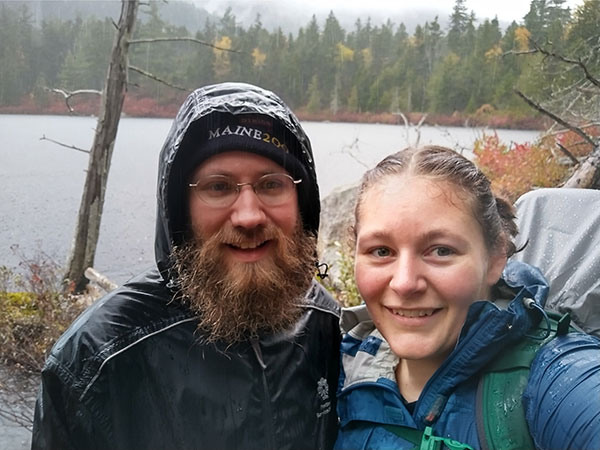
[371,247,391,258]
[433,246,454,257]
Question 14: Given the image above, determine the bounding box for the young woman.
[335,146,600,450]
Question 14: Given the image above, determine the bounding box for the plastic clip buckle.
[419,426,475,450]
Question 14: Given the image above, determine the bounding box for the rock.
[318,183,359,281]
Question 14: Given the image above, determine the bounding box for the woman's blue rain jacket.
[335,261,600,450]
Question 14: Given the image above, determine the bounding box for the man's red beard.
[171,223,317,344]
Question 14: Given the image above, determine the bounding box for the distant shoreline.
[0,94,548,131]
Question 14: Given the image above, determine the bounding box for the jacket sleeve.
[524,333,600,450]
[31,356,94,450]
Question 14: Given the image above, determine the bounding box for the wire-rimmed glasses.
[189,173,302,208]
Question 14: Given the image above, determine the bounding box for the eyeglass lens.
[191,173,299,207]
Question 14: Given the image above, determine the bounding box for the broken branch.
[129,36,241,53]
[40,135,90,154]
[129,65,190,91]
[514,89,596,148]
[556,142,579,165]
[45,87,102,113]
[530,41,600,89]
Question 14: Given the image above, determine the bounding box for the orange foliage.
[548,125,600,158]
[474,133,569,202]
[514,27,531,52]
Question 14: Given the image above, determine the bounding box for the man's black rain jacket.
[31,83,341,450]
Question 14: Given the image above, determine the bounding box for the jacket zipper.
[250,338,276,450]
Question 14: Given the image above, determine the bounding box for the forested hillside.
[0,0,597,127]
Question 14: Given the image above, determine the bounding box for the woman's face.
[354,175,506,365]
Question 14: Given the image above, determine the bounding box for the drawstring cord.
[523,297,551,340]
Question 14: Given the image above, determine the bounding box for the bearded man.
[32,83,341,450]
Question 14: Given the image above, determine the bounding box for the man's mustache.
[196,224,280,250]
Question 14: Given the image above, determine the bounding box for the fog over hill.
[4,1,211,32]
[193,0,459,34]
[5,0,584,34]
[4,0,502,35]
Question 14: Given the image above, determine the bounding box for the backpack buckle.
[420,426,475,450]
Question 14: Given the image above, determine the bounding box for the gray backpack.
[510,187,600,337]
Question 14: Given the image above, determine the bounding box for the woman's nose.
[388,254,426,296]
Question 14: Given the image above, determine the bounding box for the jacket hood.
[154,82,320,279]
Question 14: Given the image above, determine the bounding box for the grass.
[0,249,86,372]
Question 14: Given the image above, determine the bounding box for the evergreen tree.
[185,19,217,88]
[524,0,571,47]
[59,18,113,91]
[447,0,469,54]
[0,4,33,104]
[464,17,503,111]
[321,11,345,110]
[37,18,82,87]
[291,15,321,106]
[423,17,443,76]
[0,0,592,123]
[492,22,527,111]
[306,74,321,112]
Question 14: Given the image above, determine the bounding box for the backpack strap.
[383,424,475,450]
[476,312,572,450]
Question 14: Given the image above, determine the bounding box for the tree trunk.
[563,143,600,189]
[65,0,138,292]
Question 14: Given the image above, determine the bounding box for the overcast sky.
[338,0,585,22]
[200,0,585,26]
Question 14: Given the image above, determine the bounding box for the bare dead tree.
[563,145,600,188]
[510,37,600,190]
[515,89,600,187]
[393,112,428,149]
[65,0,139,292]
[514,89,595,148]
[528,40,600,89]
[60,1,245,292]
[505,36,600,125]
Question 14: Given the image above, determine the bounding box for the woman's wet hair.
[354,145,518,257]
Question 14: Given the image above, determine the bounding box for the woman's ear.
[486,250,507,286]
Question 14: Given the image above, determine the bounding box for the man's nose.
[229,185,267,229]
[388,253,426,296]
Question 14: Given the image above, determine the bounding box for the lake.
[0,114,541,285]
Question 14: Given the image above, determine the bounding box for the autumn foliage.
[474,126,599,202]
[474,133,569,202]
[550,125,600,158]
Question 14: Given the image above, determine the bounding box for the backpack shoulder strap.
[476,312,573,450]
[383,424,475,450]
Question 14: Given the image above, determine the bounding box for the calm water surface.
[0,114,540,284]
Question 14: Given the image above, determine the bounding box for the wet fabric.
[511,187,600,337]
[335,261,600,450]
[31,83,341,450]
[155,83,322,278]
